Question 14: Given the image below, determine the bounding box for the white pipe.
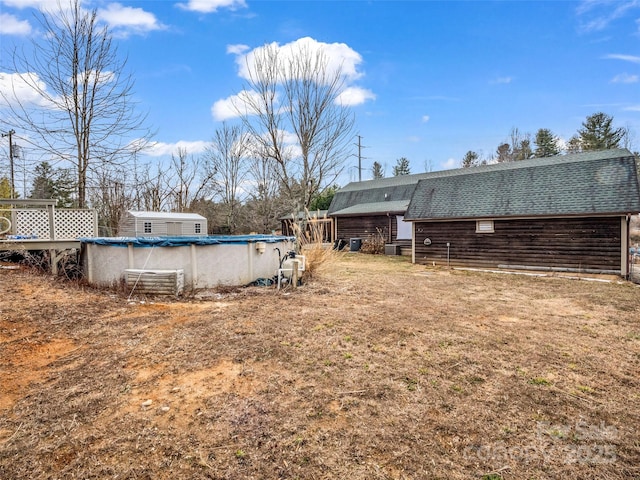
[447,242,450,267]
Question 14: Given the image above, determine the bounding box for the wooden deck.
[0,199,94,274]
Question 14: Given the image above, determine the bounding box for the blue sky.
[1,0,639,186]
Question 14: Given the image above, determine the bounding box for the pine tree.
[392,157,411,176]
[372,161,384,179]
[578,112,625,151]
[29,161,74,207]
[534,128,560,157]
[461,151,479,168]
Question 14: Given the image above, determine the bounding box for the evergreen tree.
[578,112,625,151]
[29,161,74,207]
[372,161,384,179]
[566,135,582,154]
[461,151,479,168]
[30,162,57,199]
[0,177,17,199]
[392,157,411,176]
[309,185,339,211]
[534,128,560,157]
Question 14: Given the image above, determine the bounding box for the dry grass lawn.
[1,253,639,479]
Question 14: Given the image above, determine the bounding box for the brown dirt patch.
[0,253,639,479]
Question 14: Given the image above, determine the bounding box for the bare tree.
[137,165,172,212]
[495,127,532,162]
[204,123,249,234]
[245,146,285,234]
[234,42,354,211]
[1,0,152,208]
[168,148,211,212]
[89,168,133,235]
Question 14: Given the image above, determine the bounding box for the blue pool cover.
[80,235,295,248]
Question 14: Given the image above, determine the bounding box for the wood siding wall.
[335,215,411,248]
[413,217,622,272]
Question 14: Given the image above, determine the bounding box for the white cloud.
[176,0,247,13]
[226,44,249,55]
[217,37,375,119]
[76,70,115,86]
[235,37,365,83]
[336,86,375,107]
[211,89,263,121]
[421,115,430,123]
[211,96,240,121]
[577,0,640,32]
[442,158,457,169]
[0,71,56,108]
[2,0,53,9]
[491,76,513,85]
[0,12,31,35]
[611,73,639,83]
[624,105,640,111]
[603,53,640,63]
[146,140,210,157]
[97,3,165,37]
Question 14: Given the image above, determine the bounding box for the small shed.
[404,148,640,278]
[118,211,207,237]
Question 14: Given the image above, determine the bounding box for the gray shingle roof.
[328,177,425,215]
[330,200,409,216]
[405,149,640,220]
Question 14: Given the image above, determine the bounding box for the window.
[396,216,412,240]
[476,220,494,233]
[195,223,201,234]
[144,221,152,234]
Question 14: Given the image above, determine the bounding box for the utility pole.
[355,135,368,182]
[1,130,15,199]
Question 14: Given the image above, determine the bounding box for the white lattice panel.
[13,208,96,239]
[55,210,96,238]
[14,210,50,238]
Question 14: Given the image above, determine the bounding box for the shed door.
[167,222,183,236]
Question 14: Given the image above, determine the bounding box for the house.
[403,149,640,278]
[280,210,334,243]
[117,211,208,237]
[327,173,434,253]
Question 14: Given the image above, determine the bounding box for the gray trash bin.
[350,238,362,252]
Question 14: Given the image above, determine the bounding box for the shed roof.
[331,200,409,216]
[127,211,206,221]
[328,175,427,216]
[405,148,640,220]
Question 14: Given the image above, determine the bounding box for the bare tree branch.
[1,0,153,207]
